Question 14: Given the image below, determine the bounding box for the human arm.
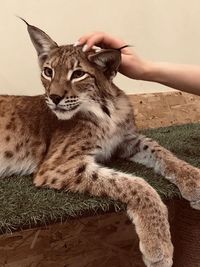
[144,62,200,96]
[77,32,200,96]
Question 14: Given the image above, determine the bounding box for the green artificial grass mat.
[0,123,200,234]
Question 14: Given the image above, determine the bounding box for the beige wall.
[1,0,200,95]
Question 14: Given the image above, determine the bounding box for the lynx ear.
[19,17,58,64]
[88,49,121,78]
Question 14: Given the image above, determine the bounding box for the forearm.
[77,31,200,96]
[143,62,200,96]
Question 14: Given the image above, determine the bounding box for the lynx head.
[22,19,121,120]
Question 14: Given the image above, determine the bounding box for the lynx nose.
[49,94,63,105]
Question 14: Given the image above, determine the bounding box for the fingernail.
[73,41,80,47]
[82,44,88,52]
[93,46,102,52]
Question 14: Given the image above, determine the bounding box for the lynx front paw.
[33,174,64,190]
[177,166,200,210]
[190,200,200,210]
[34,174,48,187]
[143,247,173,267]
[141,238,173,267]
[143,258,173,267]
[128,202,173,267]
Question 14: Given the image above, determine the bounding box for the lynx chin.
[1,18,200,267]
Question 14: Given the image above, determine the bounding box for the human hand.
[76,32,151,80]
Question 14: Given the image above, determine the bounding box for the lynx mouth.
[45,97,80,116]
[51,104,80,120]
[53,104,80,112]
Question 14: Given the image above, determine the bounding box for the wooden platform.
[1,200,200,267]
[0,212,142,267]
[130,91,200,129]
[1,91,200,267]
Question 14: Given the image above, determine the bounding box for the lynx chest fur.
[2,20,200,267]
[0,86,134,178]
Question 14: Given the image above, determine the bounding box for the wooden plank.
[129,91,200,129]
[0,212,145,267]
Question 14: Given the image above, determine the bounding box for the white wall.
[0,0,200,95]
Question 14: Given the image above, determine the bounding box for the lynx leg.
[119,134,200,210]
[34,156,173,267]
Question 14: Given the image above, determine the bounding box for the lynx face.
[25,21,121,120]
[41,46,108,120]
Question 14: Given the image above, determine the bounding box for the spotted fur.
[1,21,200,266]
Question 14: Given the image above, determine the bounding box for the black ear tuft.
[88,49,121,78]
[18,17,58,65]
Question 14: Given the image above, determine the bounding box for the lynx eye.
[71,70,86,80]
[42,67,53,78]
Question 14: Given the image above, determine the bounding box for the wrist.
[139,60,158,82]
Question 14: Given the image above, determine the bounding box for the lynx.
[1,19,200,267]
